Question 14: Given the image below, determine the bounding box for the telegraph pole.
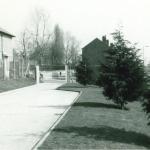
[143,45,150,65]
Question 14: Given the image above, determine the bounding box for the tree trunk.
[120,97,125,110]
[120,102,124,110]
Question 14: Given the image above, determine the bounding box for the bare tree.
[29,8,52,65]
[16,8,53,78]
[17,28,32,77]
[31,8,51,46]
[18,8,80,72]
[64,32,79,66]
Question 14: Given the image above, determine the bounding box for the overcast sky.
[0,0,150,63]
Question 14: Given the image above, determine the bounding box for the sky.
[0,0,150,64]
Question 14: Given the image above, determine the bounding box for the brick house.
[82,36,109,83]
[0,27,15,79]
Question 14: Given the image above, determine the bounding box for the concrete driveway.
[0,82,79,150]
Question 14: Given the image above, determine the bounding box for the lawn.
[0,78,35,92]
[39,83,150,149]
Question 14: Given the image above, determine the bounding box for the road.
[0,82,78,150]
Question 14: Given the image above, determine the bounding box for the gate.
[29,64,76,83]
[40,65,66,82]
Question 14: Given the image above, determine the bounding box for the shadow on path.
[54,126,150,148]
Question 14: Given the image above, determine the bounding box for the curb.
[0,81,65,96]
[31,90,82,150]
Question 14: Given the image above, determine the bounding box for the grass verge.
[0,78,35,93]
[39,83,150,149]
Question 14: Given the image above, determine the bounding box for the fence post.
[22,57,24,77]
[13,49,16,79]
[36,65,40,84]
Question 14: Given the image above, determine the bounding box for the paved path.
[0,82,78,150]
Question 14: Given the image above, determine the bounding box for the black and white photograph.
[0,0,150,149]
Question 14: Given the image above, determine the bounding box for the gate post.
[36,65,40,84]
[65,64,69,83]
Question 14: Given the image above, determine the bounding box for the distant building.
[0,27,15,79]
[82,36,109,83]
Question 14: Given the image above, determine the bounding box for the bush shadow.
[54,126,150,148]
[73,102,121,110]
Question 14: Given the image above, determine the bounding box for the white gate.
[35,65,76,83]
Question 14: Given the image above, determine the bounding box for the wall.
[0,34,13,79]
[2,35,13,60]
[82,39,109,84]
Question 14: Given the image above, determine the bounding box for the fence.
[0,48,76,83]
[0,50,30,80]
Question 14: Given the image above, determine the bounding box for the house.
[82,36,109,83]
[0,27,15,79]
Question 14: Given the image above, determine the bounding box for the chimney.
[102,35,106,42]
[102,35,109,46]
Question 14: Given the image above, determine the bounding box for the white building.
[0,27,15,79]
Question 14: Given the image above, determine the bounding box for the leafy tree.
[51,24,65,65]
[75,61,91,86]
[98,30,145,109]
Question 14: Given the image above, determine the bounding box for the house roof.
[0,27,15,37]
[82,38,102,49]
